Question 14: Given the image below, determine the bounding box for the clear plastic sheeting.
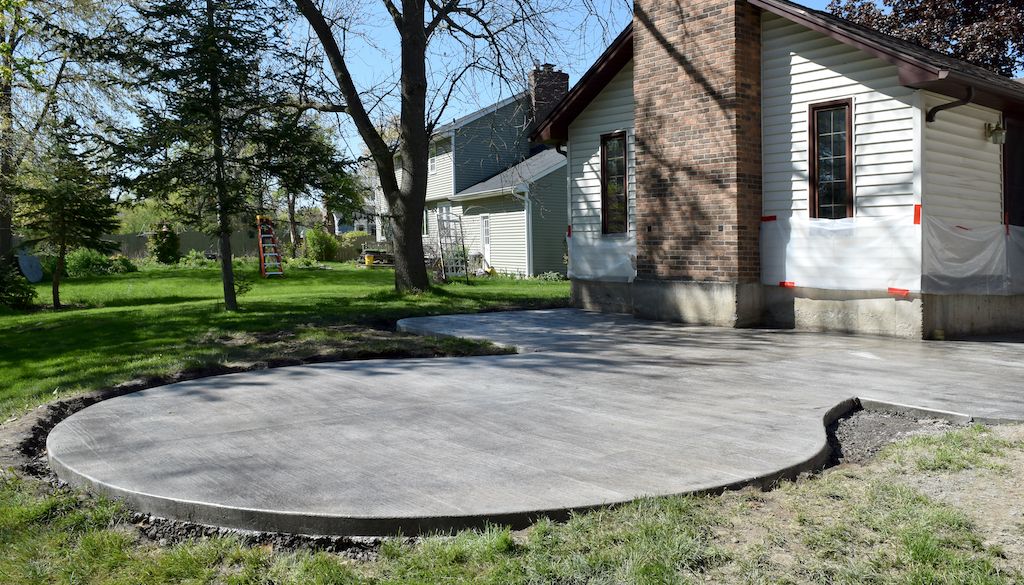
[567,232,637,282]
[760,216,921,292]
[922,219,1024,295]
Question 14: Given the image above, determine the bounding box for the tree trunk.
[323,203,336,235]
[0,49,15,257]
[205,0,237,311]
[390,0,431,291]
[291,0,430,291]
[52,246,64,309]
[389,193,427,291]
[287,193,299,257]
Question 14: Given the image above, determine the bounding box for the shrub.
[0,259,37,310]
[302,229,339,262]
[535,271,567,281]
[109,255,138,274]
[286,255,319,269]
[147,225,180,264]
[340,230,370,246]
[65,248,113,278]
[178,249,214,269]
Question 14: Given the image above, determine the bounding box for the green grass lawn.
[3,424,1022,584]
[0,262,569,418]
[3,263,1023,583]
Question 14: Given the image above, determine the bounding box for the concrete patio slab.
[48,309,1024,535]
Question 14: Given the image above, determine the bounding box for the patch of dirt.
[827,407,960,465]
[126,512,396,560]
[893,425,1024,572]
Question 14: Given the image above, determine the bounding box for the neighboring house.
[377,65,570,276]
[533,0,1024,338]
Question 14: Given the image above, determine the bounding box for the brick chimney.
[630,0,763,326]
[529,64,569,129]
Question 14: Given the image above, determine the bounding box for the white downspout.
[525,190,534,276]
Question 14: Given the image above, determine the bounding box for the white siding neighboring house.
[378,66,571,276]
[533,0,1024,338]
[454,149,568,275]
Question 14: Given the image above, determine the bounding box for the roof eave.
[751,0,1024,113]
[451,185,526,202]
[531,24,634,145]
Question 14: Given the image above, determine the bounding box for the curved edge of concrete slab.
[47,397,867,537]
[397,317,534,353]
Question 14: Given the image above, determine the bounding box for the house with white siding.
[533,0,1024,338]
[377,66,570,276]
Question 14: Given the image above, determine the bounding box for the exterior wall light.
[985,122,1007,145]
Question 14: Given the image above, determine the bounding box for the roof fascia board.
[749,0,942,82]
[531,24,633,144]
[451,185,525,201]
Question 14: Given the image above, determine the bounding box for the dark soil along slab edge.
[2,380,971,555]
[826,406,963,466]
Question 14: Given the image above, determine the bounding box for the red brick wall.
[632,0,762,283]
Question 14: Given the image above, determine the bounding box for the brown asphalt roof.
[532,0,1024,144]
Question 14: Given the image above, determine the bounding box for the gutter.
[450,185,527,202]
[925,86,974,122]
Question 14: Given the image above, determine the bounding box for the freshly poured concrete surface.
[48,310,1024,535]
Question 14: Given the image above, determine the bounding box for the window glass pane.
[833,182,847,209]
[813,104,850,219]
[818,133,832,159]
[817,110,831,134]
[602,133,628,234]
[833,109,846,133]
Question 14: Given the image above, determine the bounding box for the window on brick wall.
[601,131,628,234]
[809,100,853,219]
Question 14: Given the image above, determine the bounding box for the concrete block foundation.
[575,279,1024,338]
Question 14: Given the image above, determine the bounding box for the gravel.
[827,407,961,465]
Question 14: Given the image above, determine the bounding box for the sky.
[328,0,838,158]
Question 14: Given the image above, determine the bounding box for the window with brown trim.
[601,131,628,234]
[809,100,854,219]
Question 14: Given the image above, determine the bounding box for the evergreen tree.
[113,0,283,310]
[261,112,362,254]
[16,119,119,309]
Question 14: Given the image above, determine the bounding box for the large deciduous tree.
[1,0,123,256]
[828,0,1024,76]
[291,0,581,292]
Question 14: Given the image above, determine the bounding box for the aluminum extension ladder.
[256,216,284,277]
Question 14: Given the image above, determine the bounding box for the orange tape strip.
[888,287,910,297]
[913,204,921,225]
[779,281,796,288]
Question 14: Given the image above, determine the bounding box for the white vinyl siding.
[423,201,460,254]
[461,195,527,275]
[762,13,918,218]
[922,92,1003,227]
[426,138,454,202]
[567,60,636,235]
[530,167,569,274]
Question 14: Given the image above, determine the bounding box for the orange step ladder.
[256,216,284,277]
